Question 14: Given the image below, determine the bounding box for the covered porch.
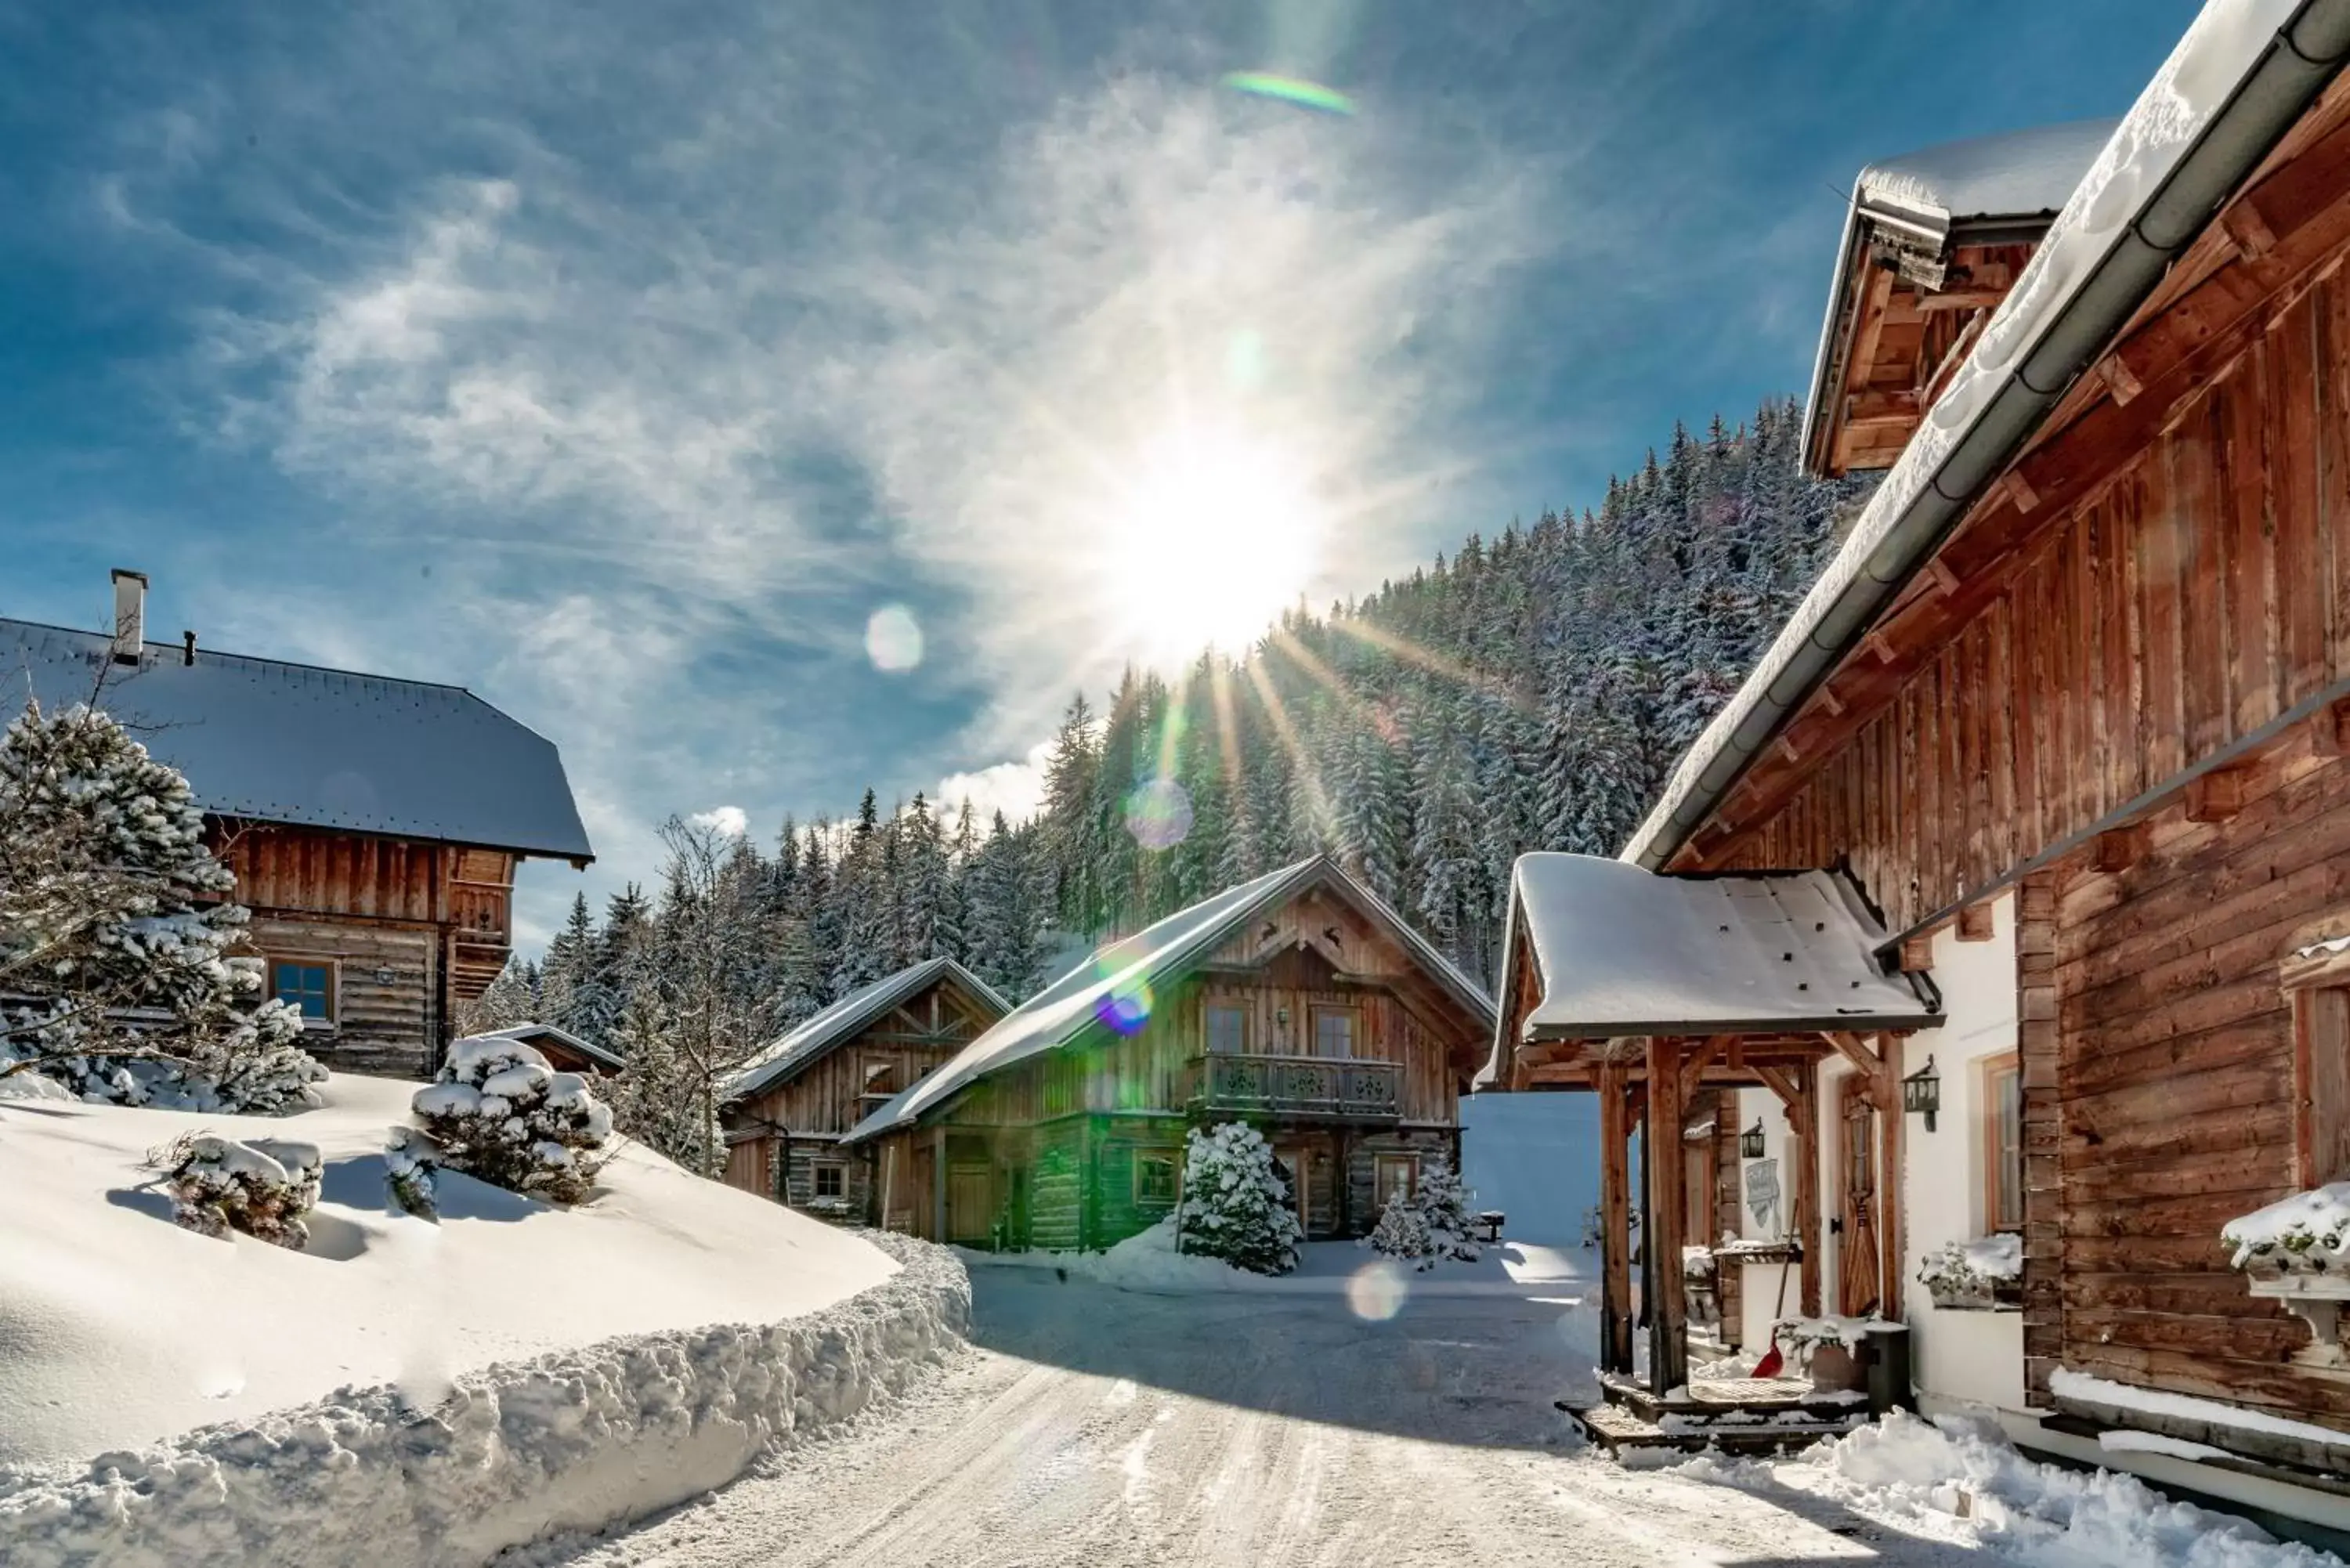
[1481,855,1940,1452]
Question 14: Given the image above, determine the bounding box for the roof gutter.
[1630,0,2350,873]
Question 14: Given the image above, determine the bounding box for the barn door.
[1838,1076,1881,1316]
[947,1165,992,1245]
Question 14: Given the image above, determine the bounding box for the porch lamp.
[1739,1119,1766,1159]
[1903,1054,1941,1133]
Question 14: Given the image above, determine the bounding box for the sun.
[1100,426,1323,663]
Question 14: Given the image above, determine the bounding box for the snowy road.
[518,1255,2001,1568]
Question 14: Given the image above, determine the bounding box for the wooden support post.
[1795,1063,1823,1318]
[1644,1035,1688,1396]
[2186,767,2247,822]
[1956,904,1995,942]
[1597,1060,1632,1375]
[932,1124,949,1244]
[1876,1032,1906,1324]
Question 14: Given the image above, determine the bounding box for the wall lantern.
[1903,1054,1941,1132]
[1739,1119,1767,1159]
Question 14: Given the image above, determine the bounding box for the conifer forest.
[472,401,1870,1068]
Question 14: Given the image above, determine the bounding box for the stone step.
[1567,1399,1865,1458]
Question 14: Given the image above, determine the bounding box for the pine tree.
[1176,1122,1302,1276]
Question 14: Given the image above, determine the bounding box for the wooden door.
[947,1165,992,1244]
[1838,1076,1881,1316]
[1272,1147,1310,1234]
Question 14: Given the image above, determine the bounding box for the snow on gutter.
[1626,0,2350,874]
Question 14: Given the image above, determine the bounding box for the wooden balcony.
[1191,1053,1401,1123]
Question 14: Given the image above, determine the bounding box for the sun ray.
[1325,617,1537,714]
[1264,628,1375,724]
[1209,658,1246,797]
[1242,656,1334,843]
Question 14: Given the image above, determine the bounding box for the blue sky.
[0,0,2195,950]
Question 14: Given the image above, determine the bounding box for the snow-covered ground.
[526,1259,2342,1568]
[961,1222,1587,1299]
[0,1073,970,1566]
[0,1073,898,1465]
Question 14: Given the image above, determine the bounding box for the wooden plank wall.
[247,913,437,1076]
[736,979,993,1138]
[1723,266,2350,940]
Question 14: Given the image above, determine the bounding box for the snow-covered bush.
[1176,1122,1300,1276]
[2222,1183,2350,1275]
[152,1132,321,1248]
[1415,1156,1480,1263]
[410,1035,613,1205]
[1369,1190,1432,1263]
[1918,1234,2024,1306]
[0,700,326,1112]
[385,1125,439,1219]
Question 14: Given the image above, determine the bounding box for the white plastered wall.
[1734,891,2023,1417]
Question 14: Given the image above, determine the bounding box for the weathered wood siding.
[244,913,439,1077]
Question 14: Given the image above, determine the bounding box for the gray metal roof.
[1488,854,1937,1065]
[472,1021,625,1071]
[722,957,1010,1104]
[844,855,1496,1143]
[0,620,594,860]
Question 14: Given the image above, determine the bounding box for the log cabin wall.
[215,822,519,1077]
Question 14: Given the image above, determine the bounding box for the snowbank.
[0,1234,969,1568]
[0,1073,899,1464]
[1679,1410,2337,1567]
[2050,1368,2350,1451]
[960,1223,1586,1299]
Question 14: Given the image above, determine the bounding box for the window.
[1311,1006,1354,1059]
[1982,1053,2023,1232]
[270,960,333,1023]
[1135,1151,1179,1207]
[1375,1153,1418,1210]
[813,1163,846,1201]
[1206,1003,1249,1056]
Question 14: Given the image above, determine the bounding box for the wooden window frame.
[1133,1151,1179,1207]
[2283,939,2350,1187]
[268,956,338,1029]
[1979,1051,2023,1234]
[812,1162,847,1201]
[1374,1152,1419,1210]
[1205,1002,1249,1057]
[1310,1004,1357,1060]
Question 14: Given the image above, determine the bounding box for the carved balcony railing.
[1191,1053,1402,1122]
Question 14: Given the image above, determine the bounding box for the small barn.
[718,957,1009,1220]
[842,855,1495,1252]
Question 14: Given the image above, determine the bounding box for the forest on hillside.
[470,399,1871,1112]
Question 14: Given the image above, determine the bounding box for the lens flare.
[1347,1260,1409,1321]
[1096,973,1155,1035]
[1221,70,1356,116]
[1124,776,1194,851]
[864,604,924,672]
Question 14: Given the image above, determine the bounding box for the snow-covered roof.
[1855,118,2118,237]
[843,856,1495,1142]
[722,957,1010,1104]
[0,619,593,860]
[472,1021,625,1071]
[1632,0,2328,870]
[1488,855,1936,1063]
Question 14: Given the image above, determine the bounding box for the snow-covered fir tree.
[1176,1122,1303,1276]
[0,701,324,1111]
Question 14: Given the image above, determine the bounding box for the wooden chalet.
[841,856,1495,1252]
[717,956,1008,1220]
[1581,0,2350,1524]
[2,573,593,1078]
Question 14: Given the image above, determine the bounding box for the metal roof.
[471,1021,624,1071]
[843,855,1496,1143]
[1486,854,1937,1072]
[0,619,594,861]
[721,956,1010,1104]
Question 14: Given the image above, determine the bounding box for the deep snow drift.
[0,1072,898,1464]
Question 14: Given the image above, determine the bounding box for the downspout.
[1632,0,2350,871]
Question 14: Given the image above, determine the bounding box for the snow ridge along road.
[0,1234,969,1568]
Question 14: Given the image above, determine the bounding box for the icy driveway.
[524,1254,2003,1567]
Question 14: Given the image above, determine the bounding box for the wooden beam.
[1997,468,2041,513]
[1876,1032,1906,1324]
[1795,1063,1823,1317]
[2221,195,2279,261]
[1643,1035,1688,1396]
[2312,698,2350,758]
[1597,1060,1632,1375]
[2091,824,2149,873]
[1897,934,1936,974]
[1817,686,1846,717]
[1677,1035,1729,1110]
[1824,1031,1885,1097]
[2094,352,2145,406]
[1955,903,1995,942]
[1864,630,1899,665]
[1925,556,1960,596]
[2186,766,2247,822]
[1916,287,2009,313]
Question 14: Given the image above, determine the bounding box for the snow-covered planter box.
[150,1132,322,1249]
[2222,1184,2350,1366]
[1917,1234,2023,1310]
[0,1234,971,1568]
[1681,1245,1716,1281]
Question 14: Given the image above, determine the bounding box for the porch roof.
[1488,855,1938,1059]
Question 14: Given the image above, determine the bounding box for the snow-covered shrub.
[385,1125,439,1219]
[0,701,326,1112]
[1918,1234,2024,1306]
[1176,1122,1300,1275]
[410,1035,613,1204]
[1369,1190,1432,1263]
[1415,1156,1480,1263]
[152,1132,320,1248]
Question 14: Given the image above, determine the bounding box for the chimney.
[110,569,147,666]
